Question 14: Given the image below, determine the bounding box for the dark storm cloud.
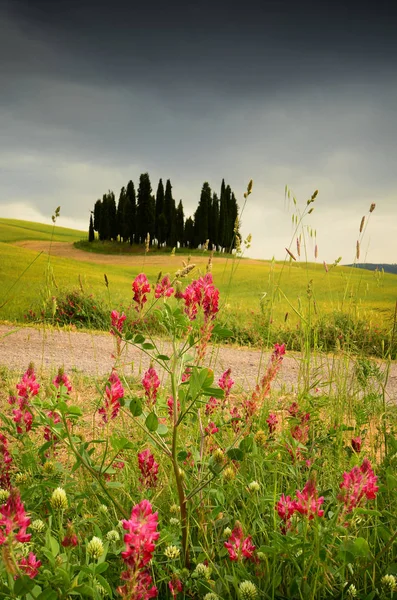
[0,0,396,262]
[4,0,397,96]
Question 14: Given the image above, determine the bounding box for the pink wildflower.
[287,402,300,417]
[351,437,362,453]
[266,412,278,434]
[248,343,286,411]
[218,368,234,403]
[19,552,41,578]
[338,458,379,513]
[167,396,180,420]
[205,421,219,435]
[99,371,124,423]
[181,367,192,383]
[44,410,61,442]
[224,525,256,562]
[276,494,297,523]
[182,274,219,322]
[12,408,33,435]
[142,367,160,408]
[294,480,325,519]
[15,365,40,400]
[138,449,159,487]
[53,368,72,394]
[169,578,183,597]
[62,532,79,547]
[154,276,174,299]
[230,406,242,434]
[132,273,151,312]
[205,396,219,416]
[0,491,31,546]
[110,310,127,334]
[0,434,12,489]
[118,499,159,599]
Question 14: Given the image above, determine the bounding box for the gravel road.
[1,324,396,401]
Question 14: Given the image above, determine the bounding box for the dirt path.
[13,240,268,268]
[1,324,396,401]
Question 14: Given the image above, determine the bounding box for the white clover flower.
[31,519,45,533]
[194,563,211,580]
[106,529,120,542]
[50,487,68,510]
[239,580,258,599]
[346,584,357,598]
[87,536,104,560]
[382,574,397,592]
[203,594,219,600]
[164,545,180,560]
[223,527,232,538]
[169,517,180,526]
[248,480,260,493]
[99,504,108,513]
[0,489,10,503]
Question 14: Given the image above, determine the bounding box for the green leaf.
[156,354,170,361]
[66,405,83,417]
[145,412,159,432]
[157,423,168,436]
[129,398,143,417]
[239,435,254,453]
[37,590,58,600]
[202,387,224,398]
[94,562,109,575]
[178,451,188,461]
[124,332,133,341]
[226,448,244,461]
[142,342,155,350]
[14,576,36,596]
[211,324,233,339]
[134,334,145,344]
[110,435,135,452]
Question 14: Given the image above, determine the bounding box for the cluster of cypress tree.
[89,173,240,251]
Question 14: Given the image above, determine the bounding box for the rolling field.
[0,219,396,354]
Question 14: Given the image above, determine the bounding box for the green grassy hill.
[0,218,84,243]
[0,219,396,356]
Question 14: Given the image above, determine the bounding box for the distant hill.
[345,263,397,275]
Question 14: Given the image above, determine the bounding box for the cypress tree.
[219,179,227,249]
[197,182,211,244]
[184,217,195,248]
[155,179,165,247]
[136,173,154,244]
[93,199,102,233]
[88,214,95,242]
[210,193,220,249]
[228,192,239,251]
[125,180,136,244]
[117,186,127,241]
[164,179,176,247]
[175,200,184,247]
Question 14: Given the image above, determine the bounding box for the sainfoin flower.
[154,275,174,299]
[351,437,362,453]
[9,365,39,434]
[138,449,159,487]
[0,490,31,546]
[19,552,42,578]
[205,421,219,435]
[245,343,286,419]
[218,368,234,404]
[338,458,379,513]
[169,577,183,597]
[110,310,127,334]
[118,500,159,599]
[266,412,278,434]
[276,480,324,532]
[224,524,256,562]
[43,410,61,443]
[53,367,72,394]
[99,370,124,423]
[167,396,180,420]
[182,274,219,322]
[0,434,12,489]
[142,367,160,408]
[132,274,151,312]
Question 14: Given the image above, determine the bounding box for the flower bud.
[87,536,104,560]
[50,487,68,510]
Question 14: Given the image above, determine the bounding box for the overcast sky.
[1,0,396,263]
